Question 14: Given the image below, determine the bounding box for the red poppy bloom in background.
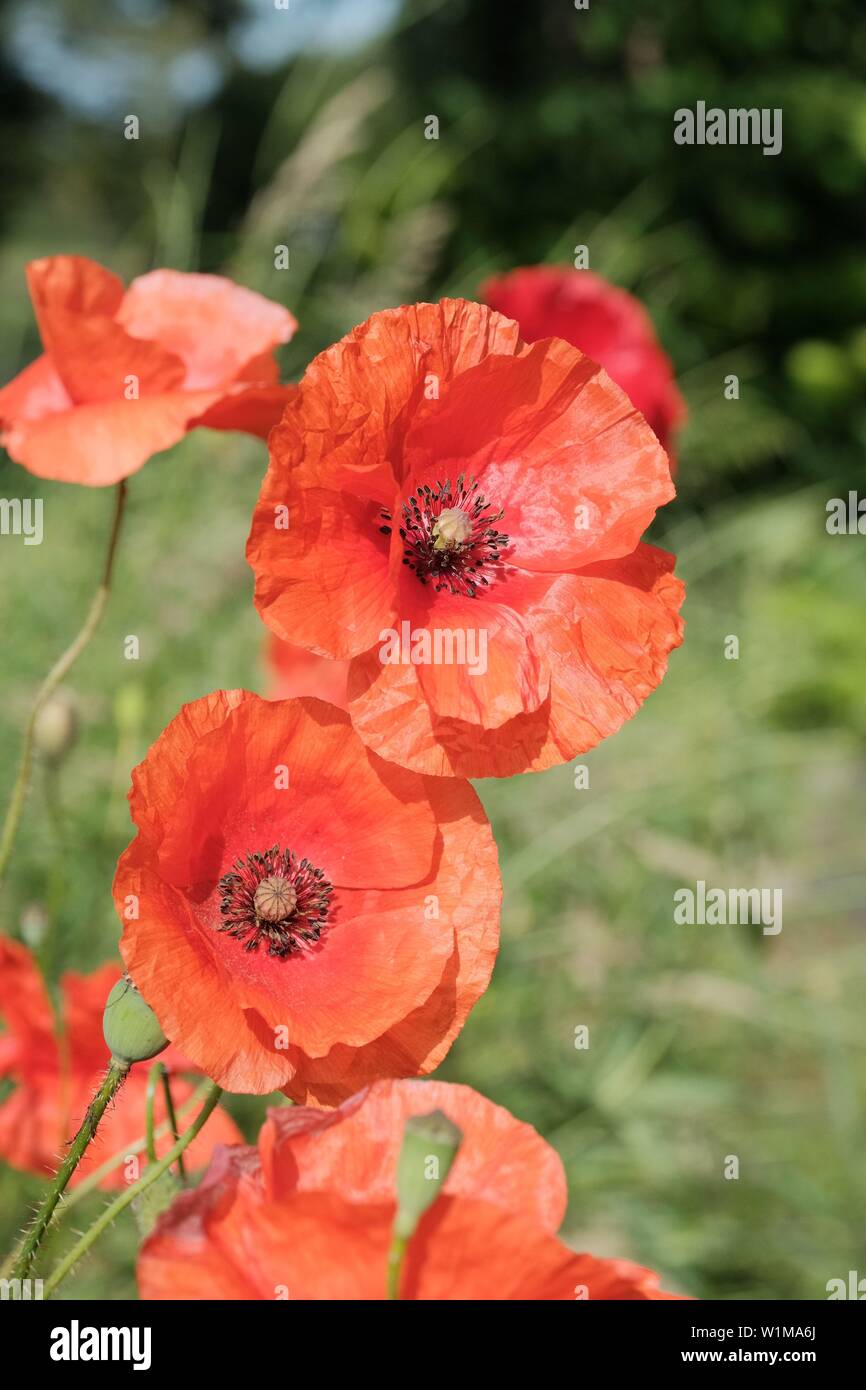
[138,1079,685,1300]
[247,299,684,778]
[265,635,349,710]
[0,256,297,485]
[114,692,500,1100]
[0,937,240,1186]
[482,266,686,465]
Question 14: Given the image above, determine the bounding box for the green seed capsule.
[103,976,168,1066]
[394,1109,463,1239]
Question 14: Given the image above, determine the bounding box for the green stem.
[9,1059,129,1280]
[161,1070,186,1182]
[43,1083,223,1299]
[145,1063,186,1182]
[0,479,128,894]
[144,1063,161,1164]
[0,1080,210,1278]
[387,1234,408,1300]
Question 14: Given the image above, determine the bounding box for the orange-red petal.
[264,635,350,709]
[247,300,522,658]
[276,774,499,1104]
[117,270,297,390]
[260,1077,567,1232]
[483,266,686,463]
[1,257,298,485]
[402,336,674,572]
[115,692,500,1093]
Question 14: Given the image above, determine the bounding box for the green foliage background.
[0,0,864,1299]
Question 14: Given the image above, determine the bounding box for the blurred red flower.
[114,692,500,1099]
[265,634,349,709]
[0,937,240,1186]
[483,266,686,464]
[247,299,684,778]
[138,1079,685,1300]
[0,256,297,485]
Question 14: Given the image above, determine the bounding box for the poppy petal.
[1,390,231,486]
[403,1197,679,1300]
[26,256,186,404]
[483,266,686,463]
[117,270,297,390]
[115,693,499,1093]
[248,480,397,658]
[531,543,686,760]
[247,300,522,656]
[0,353,72,426]
[403,336,675,572]
[260,1077,567,1232]
[275,774,500,1104]
[139,1184,392,1300]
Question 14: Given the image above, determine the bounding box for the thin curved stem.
[9,1060,129,1280]
[0,479,128,893]
[145,1062,187,1182]
[59,1079,209,1209]
[43,1083,223,1299]
[145,1064,161,1164]
[160,1069,186,1182]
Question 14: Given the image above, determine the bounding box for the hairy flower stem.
[0,479,128,895]
[9,1059,129,1280]
[43,1083,223,1298]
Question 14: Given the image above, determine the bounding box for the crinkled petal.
[115,693,497,1092]
[529,543,686,761]
[247,300,522,656]
[118,270,297,390]
[347,544,683,776]
[260,1077,566,1232]
[403,335,675,571]
[248,480,397,658]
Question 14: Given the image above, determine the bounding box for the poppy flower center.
[217,846,333,957]
[379,474,509,598]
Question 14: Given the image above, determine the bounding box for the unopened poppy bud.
[103,975,168,1067]
[33,691,77,766]
[393,1109,462,1239]
[432,507,472,552]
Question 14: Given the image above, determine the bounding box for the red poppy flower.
[247,299,684,778]
[113,692,500,1099]
[0,938,240,1187]
[482,266,686,464]
[138,1079,685,1300]
[0,256,297,486]
[265,635,349,710]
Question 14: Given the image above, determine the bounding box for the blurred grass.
[1,0,865,1302]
